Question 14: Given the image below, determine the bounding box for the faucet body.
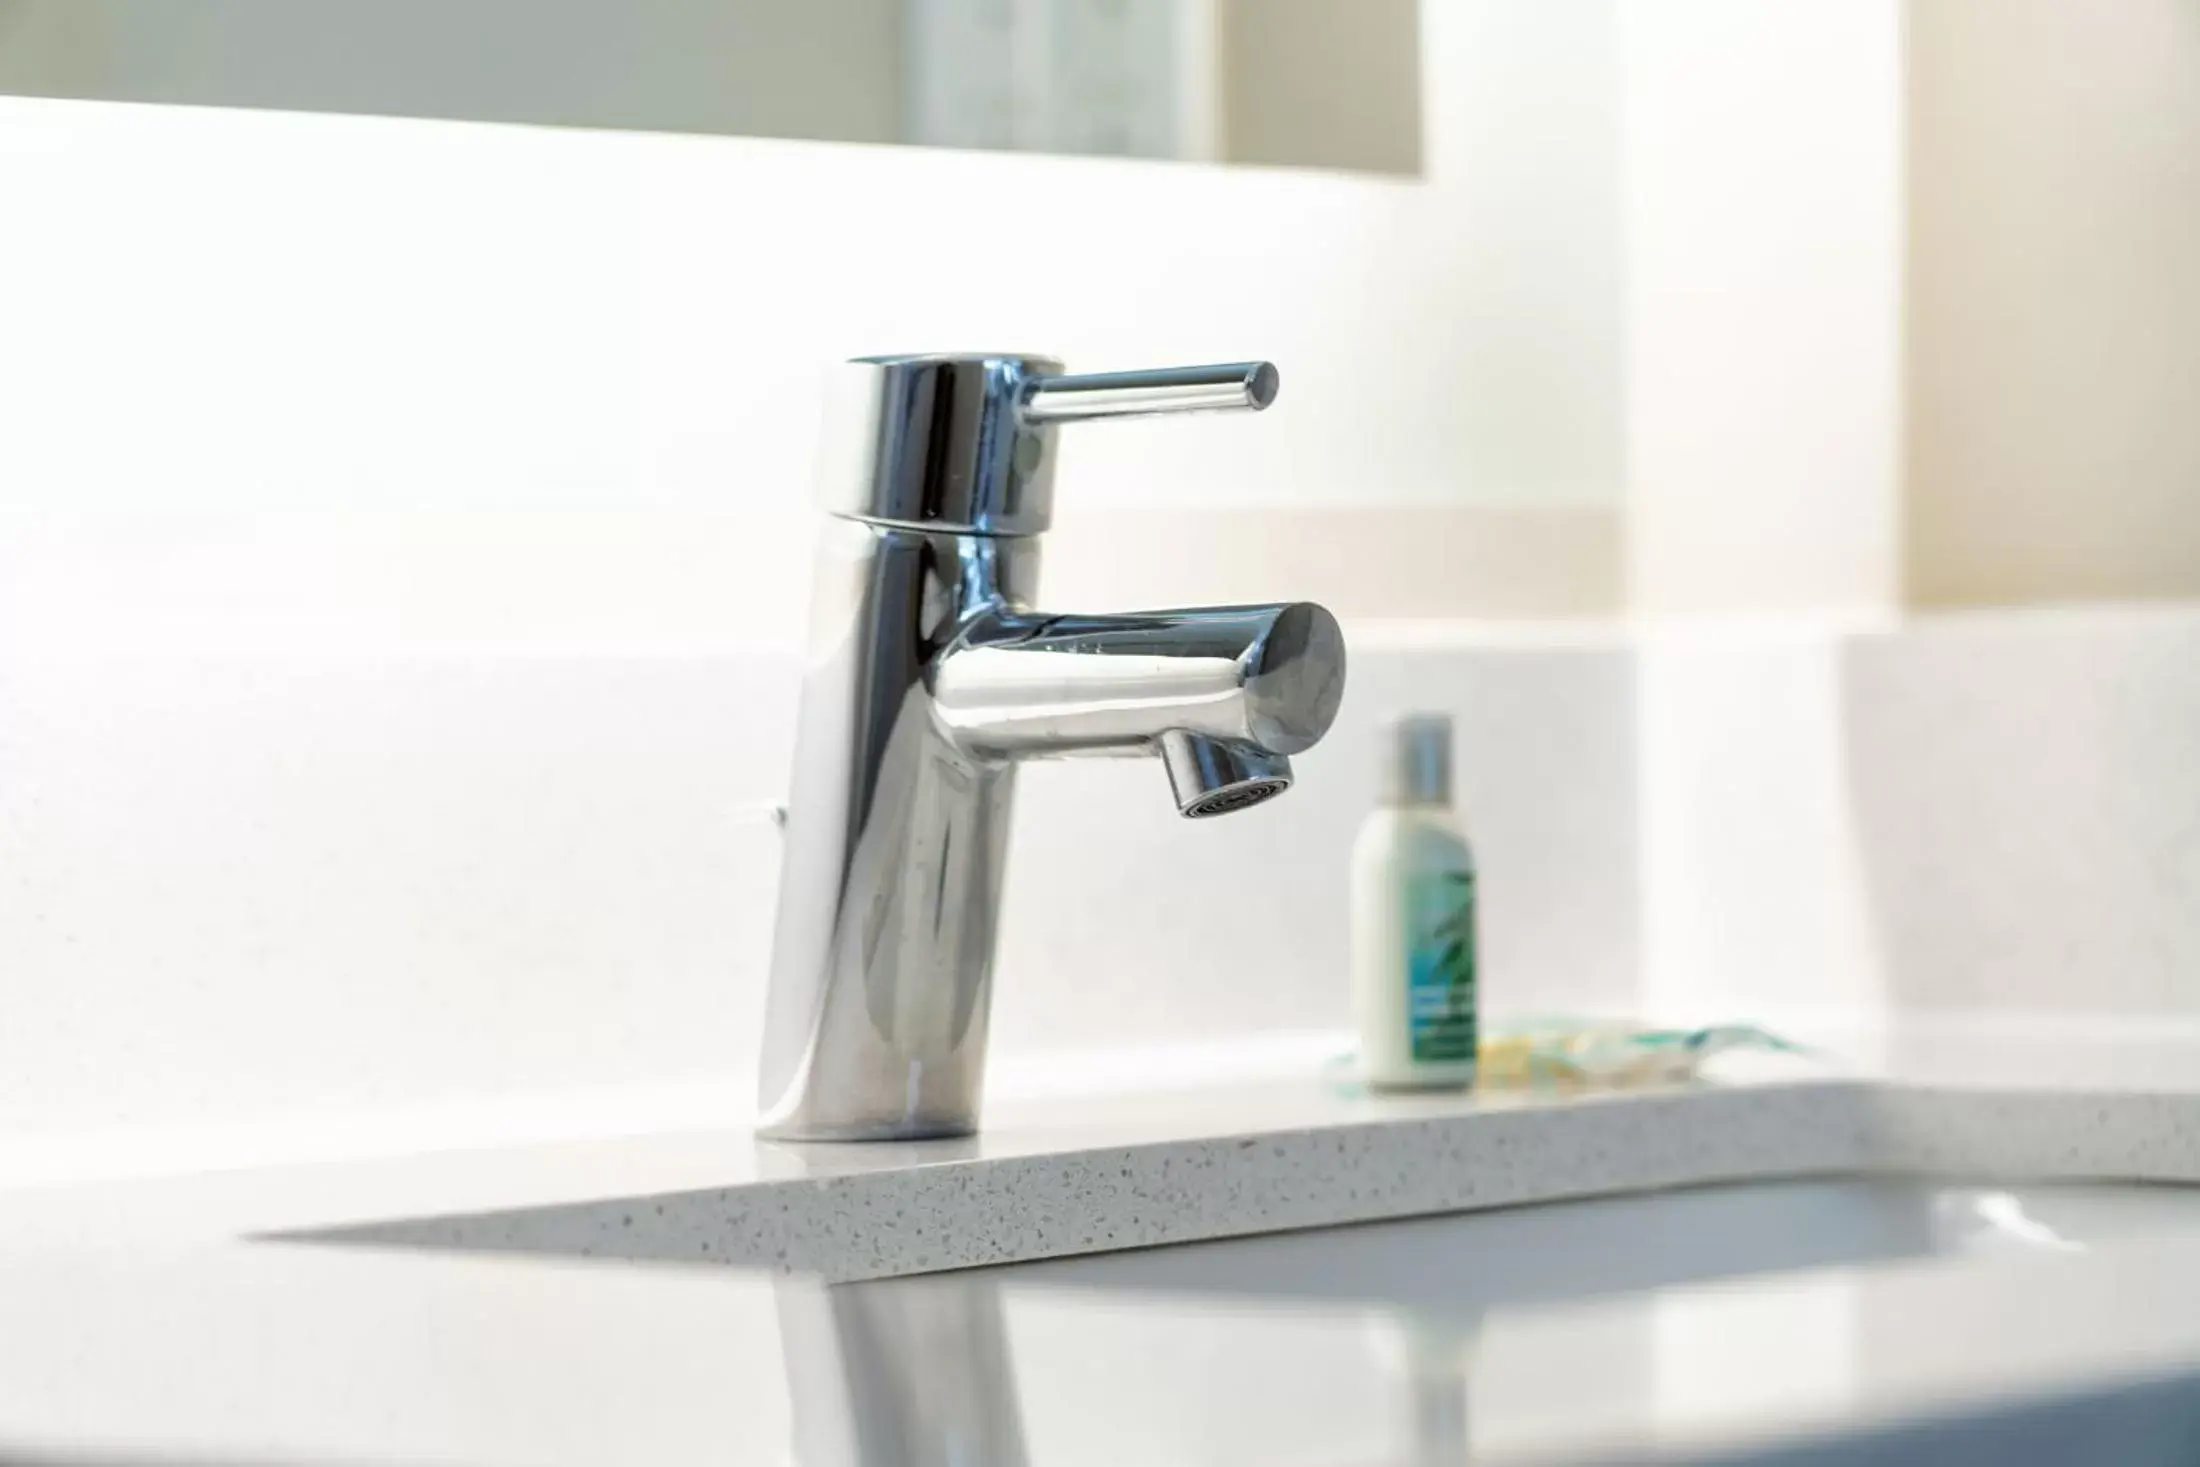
[758,355,1345,1141]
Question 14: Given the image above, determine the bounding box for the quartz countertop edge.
[305,1077,2200,1283]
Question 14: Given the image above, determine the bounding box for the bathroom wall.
[1905,0,2200,607]
[0,2,1632,1174]
[9,0,2195,1179]
[0,628,1640,1178]
[0,0,1630,610]
[1636,606,2200,1047]
[1620,0,1902,619]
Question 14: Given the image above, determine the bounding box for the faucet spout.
[931,602,1346,772]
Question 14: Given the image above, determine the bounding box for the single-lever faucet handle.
[1021,361,1279,424]
[817,354,1275,538]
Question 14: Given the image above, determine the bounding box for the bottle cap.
[1382,712,1453,807]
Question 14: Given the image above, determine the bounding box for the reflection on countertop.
[11,1030,2200,1462]
[9,1216,2200,1467]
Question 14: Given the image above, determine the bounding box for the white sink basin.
[763,1179,2200,1467]
[775,1181,2200,1465]
[957,1177,2200,1314]
[307,1172,2200,1464]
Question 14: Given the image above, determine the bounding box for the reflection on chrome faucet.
[758,354,1347,1141]
[775,1276,1027,1467]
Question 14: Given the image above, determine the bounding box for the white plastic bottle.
[1352,713,1478,1089]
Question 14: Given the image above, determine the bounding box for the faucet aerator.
[1161,730,1294,818]
[1185,780,1291,818]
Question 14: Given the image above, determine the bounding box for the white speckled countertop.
[8,1033,2200,1464]
[310,1039,2200,1281]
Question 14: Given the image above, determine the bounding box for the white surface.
[0,3,1924,1158]
[1620,0,1903,617]
[15,604,2200,1176]
[15,1052,2200,1464]
[974,1178,2179,1309]
[1637,623,1889,1021]
[0,630,1638,1173]
[16,1233,2200,1467]
[0,41,1633,1159]
[0,13,2168,1176]
[322,1078,1872,1279]
[1838,607,2200,1015]
[0,5,1619,519]
[303,1060,2200,1282]
[1638,606,2200,1025]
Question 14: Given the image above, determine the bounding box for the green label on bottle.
[1406,869,1477,1063]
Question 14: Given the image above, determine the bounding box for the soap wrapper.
[1333,1019,1805,1094]
[1477,1019,1804,1089]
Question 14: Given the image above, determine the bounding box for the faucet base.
[756,1116,980,1145]
[753,522,1023,1145]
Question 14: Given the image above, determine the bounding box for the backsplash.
[10,585,2200,1171]
[1840,608,2200,1016]
[1638,608,2200,1027]
[0,628,1632,1157]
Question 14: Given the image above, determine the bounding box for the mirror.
[0,0,1421,174]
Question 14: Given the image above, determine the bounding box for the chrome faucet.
[757,354,1346,1141]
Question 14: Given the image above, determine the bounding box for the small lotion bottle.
[1352,713,1478,1089]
